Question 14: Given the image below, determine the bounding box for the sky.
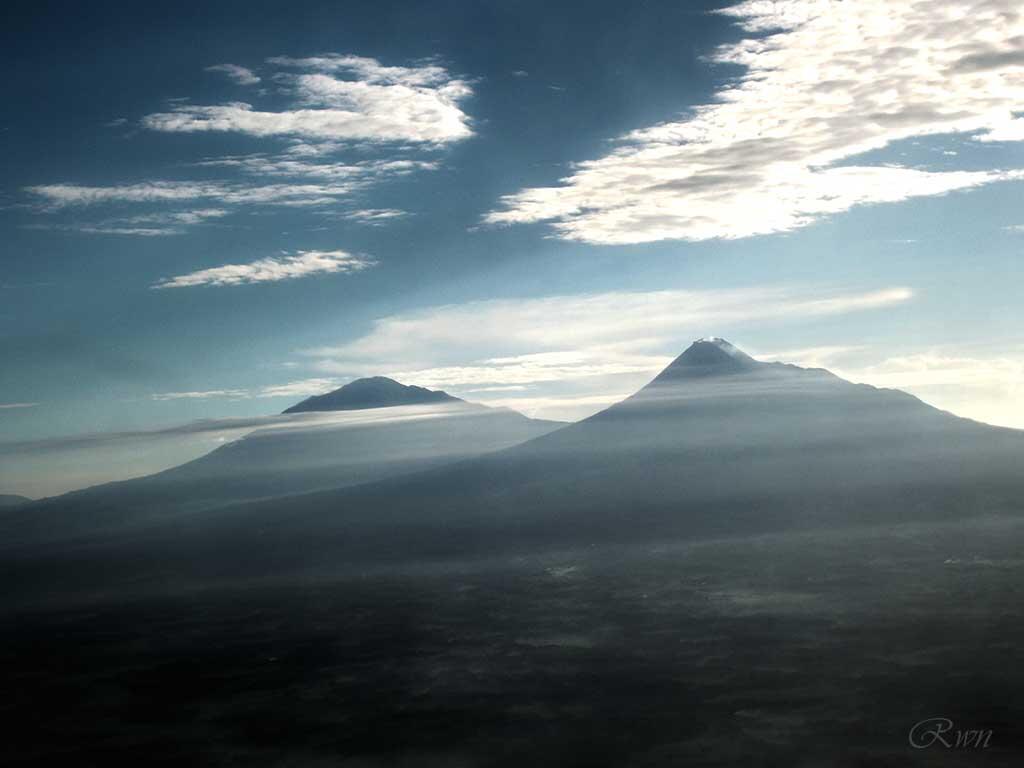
[3,0,1024,497]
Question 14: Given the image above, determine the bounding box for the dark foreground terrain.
[4,514,1023,767]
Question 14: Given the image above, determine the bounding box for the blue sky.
[3,0,1024,496]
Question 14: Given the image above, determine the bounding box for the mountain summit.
[283,376,460,414]
[647,337,759,385]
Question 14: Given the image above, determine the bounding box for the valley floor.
[3,515,1023,766]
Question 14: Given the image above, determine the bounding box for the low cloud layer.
[152,249,374,289]
[485,0,1024,244]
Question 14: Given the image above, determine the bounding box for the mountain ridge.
[283,376,460,414]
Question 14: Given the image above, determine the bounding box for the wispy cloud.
[302,285,913,416]
[152,249,374,289]
[0,402,37,410]
[339,208,410,225]
[145,54,473,144]
[255,377,340,398]
[194,153,437,181]
[26,181,357,209]
[34,208,232,237]
[24,55,466,235]
[150,378,341,401]
[151,389,250,401]
[485,0,1024,244]
[205,63,261,86]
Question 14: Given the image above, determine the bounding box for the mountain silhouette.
[11,338,1022,595]
[0,494,30,509]
[283,377,459,414]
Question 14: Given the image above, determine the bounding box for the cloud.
[302,285,913,417]
[150,378,340,401]
[152,249,374,289]
[26,181,358,209]
[47,208,231,237]
[25,55,461,234]
[0,402,37,410]
[485,0,1024,244]
[205,63,261,86]
[150,389,250,401]
[339,208,410,225]
[255,377,340,398]
[145,55,473,144]
[194,153,437,180]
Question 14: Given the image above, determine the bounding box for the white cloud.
[255,377,340,398]
[148,378,342,403]
[25,55,458,233]
[150,378,341,400]
[151,389,250,401]
[757,345,867,369]
[26,181,357,209]
[68,208,230,236]
[0,402,37,410]
[195,154,437,180]
[205,63,261,86]
[340,208,410,225]
[152,249,374,289]
[302,284,912,418]
[145,55,473,145]
[485,0,1024,244]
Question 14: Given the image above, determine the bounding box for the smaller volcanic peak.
[283,376,460,414]
[648,337,760,385]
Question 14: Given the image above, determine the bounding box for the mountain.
[10,339,1023,593]
[2,394,561,547]
[0,494,30,509]
[283,377,459,414]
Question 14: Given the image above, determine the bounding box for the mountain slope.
[12,339,1023,596]
[2,398,562,547]
[0,494,30,509]
[283,377,459,414]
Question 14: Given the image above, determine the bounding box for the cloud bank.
[485,0,1024,244]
